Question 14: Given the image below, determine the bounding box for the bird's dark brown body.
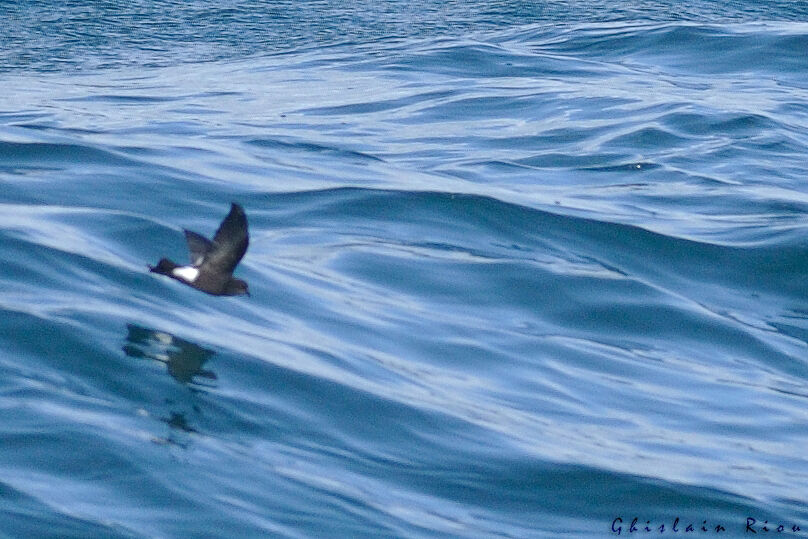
[150,203,250,296]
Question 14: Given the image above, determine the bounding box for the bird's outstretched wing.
[184,230,214,266]
[202,203,249,275]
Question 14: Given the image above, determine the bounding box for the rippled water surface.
[2,1,808,537]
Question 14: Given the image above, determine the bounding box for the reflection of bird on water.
[163,412,197,434]
[123,324,217,385]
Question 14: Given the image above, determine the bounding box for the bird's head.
[226,278,250,297]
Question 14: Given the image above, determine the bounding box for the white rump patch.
[172,266,200,283]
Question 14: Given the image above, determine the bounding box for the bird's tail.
[149,258,179,275]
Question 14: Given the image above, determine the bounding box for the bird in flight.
[150,203,250,296]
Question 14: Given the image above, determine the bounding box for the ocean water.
[2,1,808,537]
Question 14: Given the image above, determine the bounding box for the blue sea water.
[2,1,808,537]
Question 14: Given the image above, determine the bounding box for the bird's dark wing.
[184,230,214,266]
[202,203,249,275]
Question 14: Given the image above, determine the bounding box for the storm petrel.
[149,203,250,296]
